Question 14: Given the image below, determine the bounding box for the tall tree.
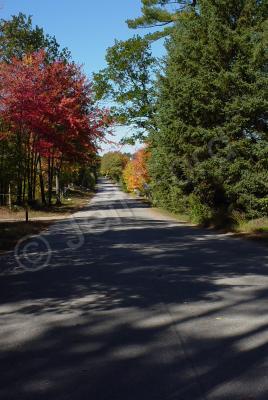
[127,0,197,40]
[149,0,268,223]
[123,148,150,192]
[93,36,157,143]
[100,152,129,182]
[0,51,110,205]
[0,13,71,204]
[0,13,70,62]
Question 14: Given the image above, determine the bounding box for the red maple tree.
[0,50,111,204]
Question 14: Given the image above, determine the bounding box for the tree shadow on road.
[0,215,268,400]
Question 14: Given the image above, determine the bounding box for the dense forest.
[0,2,267,229]
[98,0,268,227]
[0,14,110,208]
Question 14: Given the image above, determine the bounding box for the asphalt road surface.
[0,179,268,400]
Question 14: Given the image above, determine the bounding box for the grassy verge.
[0,188,94,221]
[0,188,95,254]
[151,206,192,223]
[232,217,268,244]
[0,221,52,254]
[134,193,268,245]
[164,209,268,244]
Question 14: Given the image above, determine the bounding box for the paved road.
[0,179,268,400]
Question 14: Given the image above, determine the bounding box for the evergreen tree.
[127,0,197,40]
[149,0,268,223]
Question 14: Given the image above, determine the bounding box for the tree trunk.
[47,155,54,206]
[55,169,61,205]
[39,158,46,206]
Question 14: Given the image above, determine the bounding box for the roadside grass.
[151,207,192,224]
[0,188,94,221]
[0,188,94,254]
[134,192,268,245]
[233,217,268,243]
[0,221,52,254]
[235,217,268,234]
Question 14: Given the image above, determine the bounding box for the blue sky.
[1,0,165,153]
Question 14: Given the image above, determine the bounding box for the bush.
[188,194,213,225]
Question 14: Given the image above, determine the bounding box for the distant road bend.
[0,178,268,400]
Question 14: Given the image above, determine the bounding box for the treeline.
[96,1,268,225]
[0,14,110,207]
[100,149,149,194]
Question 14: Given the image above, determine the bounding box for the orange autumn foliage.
[123,148,150,192]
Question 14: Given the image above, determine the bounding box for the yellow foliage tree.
[123,148,150,192]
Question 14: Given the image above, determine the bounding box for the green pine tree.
[149,0,268,224]
[127,0,197,40]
